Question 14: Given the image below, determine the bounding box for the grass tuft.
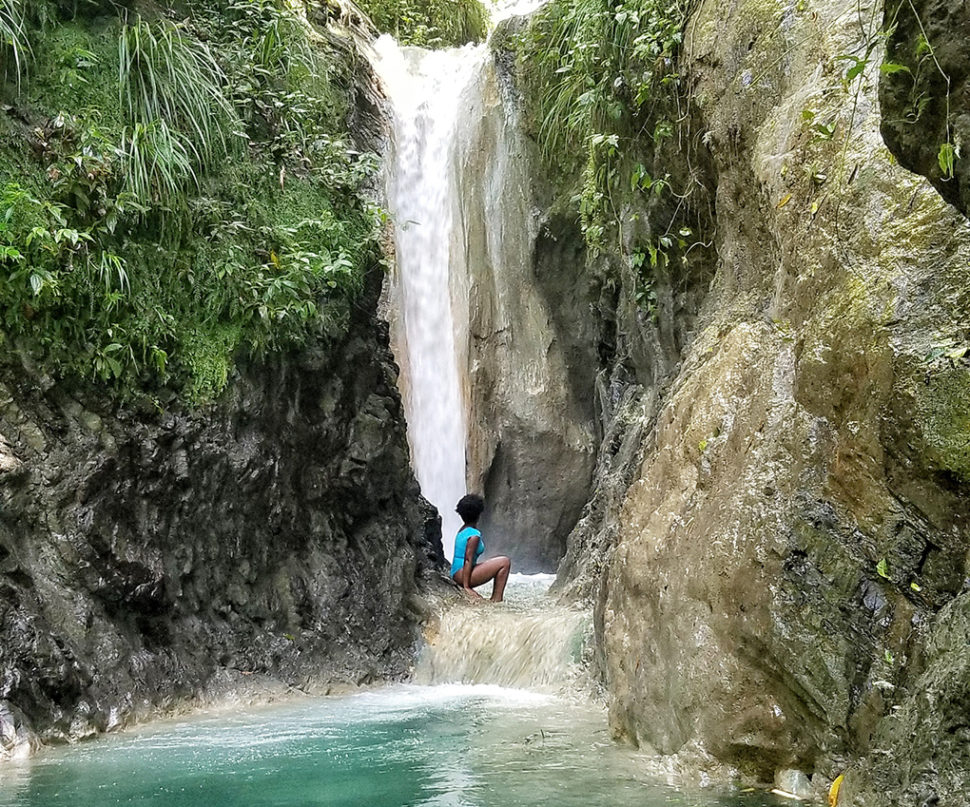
[0,0,31,90]
[118,16,239,203]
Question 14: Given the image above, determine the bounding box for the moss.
[914,367,970,483]
[24,19,124,132]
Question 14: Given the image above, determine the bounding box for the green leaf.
[910,581,922,592]
[838,54,868,83]
[879,61,911,76]
[938,142,957,179]
[876,558,890,579]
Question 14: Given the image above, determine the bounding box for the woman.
[451,494,511,602]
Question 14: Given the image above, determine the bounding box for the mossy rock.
[913,366,970,483]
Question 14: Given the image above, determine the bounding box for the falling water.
[414,574,592,691]
[371,39,488,552]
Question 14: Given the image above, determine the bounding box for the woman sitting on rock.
[451,494,511,603]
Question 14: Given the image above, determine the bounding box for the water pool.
[0,684,789,807]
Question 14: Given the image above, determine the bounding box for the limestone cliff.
[454,58,600,572]
[497,0,970,801]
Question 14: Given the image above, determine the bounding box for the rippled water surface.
[0,684,789,807]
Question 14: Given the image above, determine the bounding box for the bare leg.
[454,556,512,602]
[488,556,511,602]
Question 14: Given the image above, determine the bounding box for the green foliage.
[517,0,687,252]
[938,141,956,179]
[117,16,239,203]
[356,0,489,48]
[0,0,30,88]
[0,1,381,404]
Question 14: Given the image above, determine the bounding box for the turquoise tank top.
[451,527,484,577]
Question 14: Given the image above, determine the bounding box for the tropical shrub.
[0,0,381,404]
[517,0,688,253]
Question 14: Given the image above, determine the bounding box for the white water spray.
[414,575,591,691]
[371,39,488,554]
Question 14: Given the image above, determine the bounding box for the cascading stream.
[414,575,591,691]
[371,29,588,698]
[370,7,590,697]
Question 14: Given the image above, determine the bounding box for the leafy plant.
[0,0,30,89]
[117,17,240,204]
[117,119,198,203]
[518,0,688,253]
[0,2,382,404]
[355,0,489,48]
[938,141,956,179]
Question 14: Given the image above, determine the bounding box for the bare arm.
[461,534,483,599]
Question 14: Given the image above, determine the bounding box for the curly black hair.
[455,494,485,524]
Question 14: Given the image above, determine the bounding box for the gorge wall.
[0,5,443,756]
[453,57,601,572]
[491,0,970,803]
[0,267,441,758]
[0,266,441,758]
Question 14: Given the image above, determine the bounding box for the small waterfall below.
[414,575,591,691]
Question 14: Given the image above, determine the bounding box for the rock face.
[499,0,969,800]
[452,53,600,572]
[880,0,970,217]
[840,591,970,807]
[0,270,441,758]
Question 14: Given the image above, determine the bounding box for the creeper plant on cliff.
[518,0,688,253]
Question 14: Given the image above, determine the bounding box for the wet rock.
[880,0,970,217]
[456,56,600,572]
[840,592,970,807]
[775,768,813,800]
[0,269,441,751]
[0,701,40,760]
[502,0,970,796]
[0,433,22,477]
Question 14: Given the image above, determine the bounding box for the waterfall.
[371,39,488,554]
[369,10,594,697]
